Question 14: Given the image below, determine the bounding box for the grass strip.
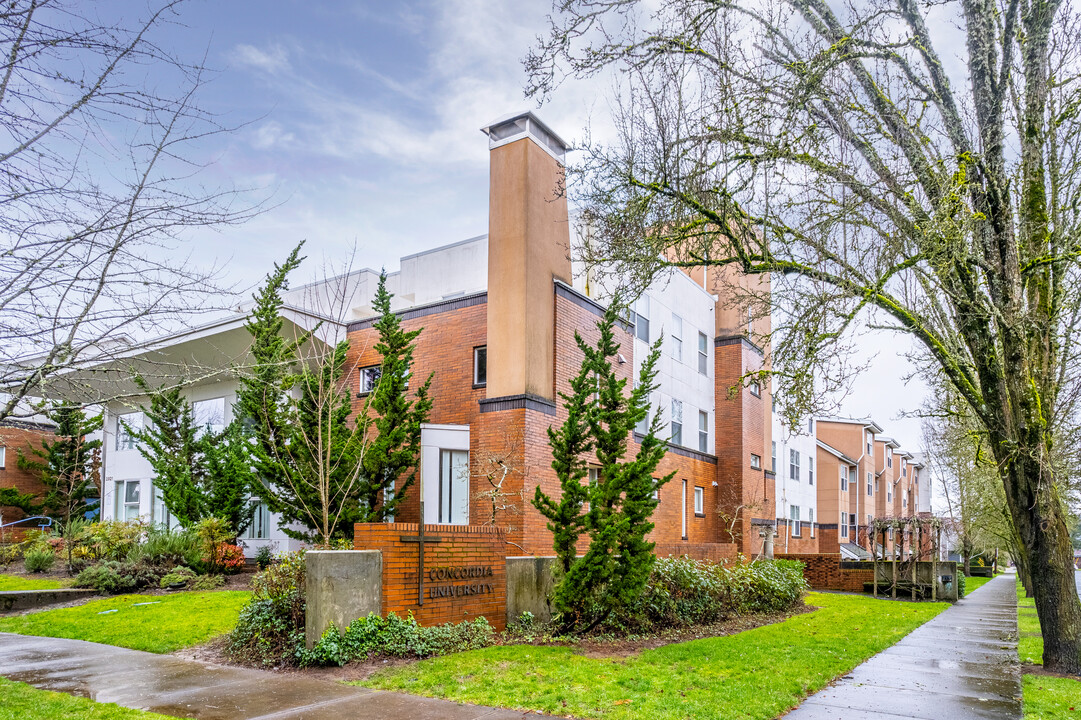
[963,575,992,594]
[0,573,70,591]
[0,591,249,653]
[0,677,171,720]
[362,592,946,720]
[1018,576,1081,718]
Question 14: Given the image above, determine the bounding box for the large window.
[244,502,270,540]
[698,410,708,453]
[358,365,382,395]
[115,480,141,521]
[671,314,683,361]
[789,450,800,481]
[790,505,801,537]
[866,431,874,455]
[151,485,177,530]
[694,486,704,515]
[670,399,683,446]
[438,449,469,525]
[808,457,814,485]
[840,465,848,491]
[698,332,708,374]
[634,295,650,342]
[867,471,873,496]
[473,346,487,386]
[840,511,849,538]
[116,412,142,451]
[771,441,776,472]
[887,447,893,468]
[809,508,815,537]
[193,397,226,436]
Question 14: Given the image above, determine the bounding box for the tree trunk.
[1004,459,1081,674]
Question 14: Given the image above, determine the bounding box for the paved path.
[0,633,546,720]
[784,572,1022,720]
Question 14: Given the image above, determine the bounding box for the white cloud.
[250,121,296,150]
[230,43,291,74]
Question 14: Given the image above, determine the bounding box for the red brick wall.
[776,552,873,592]
[354,522,507,630]
[655,542,737,562]
[0,424,56,542]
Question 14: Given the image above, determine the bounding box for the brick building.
[0,419,56,539]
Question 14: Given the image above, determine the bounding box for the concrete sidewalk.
[0,633,545,720]
[783,572,1022,720]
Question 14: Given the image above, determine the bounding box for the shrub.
[192,574,225,591]
[254,545,274,570]
[957,572,967,598]
[23,547,55,573]
[75,559,166,594]
[611,556,808,631]
[128,526,202,569]
[302,613,494,667]
[196,517,237,573]
[227,550,306,666]
[78,521,147,561]
[160,566,197,589]
[213,544,246,574]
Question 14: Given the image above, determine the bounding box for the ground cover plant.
[0,574,69,591]
[0,677,172,720]
[0,591,249,653]
[303,614,494,666]
[362,592,945,719]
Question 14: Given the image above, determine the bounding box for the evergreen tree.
[18,405,102,528]
[357,272,433,521]
[535,306,670,632]
[132,384,256,535]
[235,244,373,545]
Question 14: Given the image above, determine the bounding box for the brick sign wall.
[354,522,508,631]
[776,552,873,592]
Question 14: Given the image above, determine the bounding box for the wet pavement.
[783,571,1022,720]
[0,633,547,719]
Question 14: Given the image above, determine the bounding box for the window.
[866,431,873,455]
[115,480,141,521]
[771,441,777,472]
[358,365,382,394]
[698,332,708,374]
[0,446,5,468]
[790,505,801,536]
[636,395,650,435]
[698,410,709,453]
[652,479,661,502]
[694,486,704,515]
[681,479,688,539]
[867,471,873,496]
[903,492,908,508]
[809,508,815,537]
[808,457,814,485]
[888,487,893,503]
[887,447,893,468]
[473,346,487,386]
[841,512,849,538]
[840,465,848,491]
[671,314,683,361]
[749,380,761,396]
[244,502,270,540]
[902,459,907,477]
[151,485,177,530]
[849,467,856,491]
[808,418,815,434]
[875,478,879,493]
[850,513,857,539]
[670,399,683,446]
[116,412,142,451]
[750,453,761,470]
[192,397,226,437]
[634,295,650,342]
[789,450,800,481]
[747,307,754,334]
[438,449,469,524]
[588,467,600,486]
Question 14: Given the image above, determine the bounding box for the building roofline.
[399,234,487,263]
[820,416,884,433]
[817,439,858,465]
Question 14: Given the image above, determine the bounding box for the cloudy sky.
[139,0,931,456]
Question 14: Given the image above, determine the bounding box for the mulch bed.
[1021,662,1081,681]
[178,602,820,682]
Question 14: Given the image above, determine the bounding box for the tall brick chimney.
[480,112,572,402]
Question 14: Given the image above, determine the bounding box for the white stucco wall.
[772,412,820,539]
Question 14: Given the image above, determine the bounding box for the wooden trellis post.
[932,524,939,602]
[872,521,878,598]
[892,523,899,600]
[911,523,918,600]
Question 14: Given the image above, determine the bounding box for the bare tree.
[473,428,526,534]
[0,0,261,420]
[530,0,1081,672]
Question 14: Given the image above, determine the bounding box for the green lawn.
[362,592,947,720]
[0,591,249,653]
[0,677,170,720]
[0,573,70,591]
[1017,578,1081,718]
[964,575,992,594]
